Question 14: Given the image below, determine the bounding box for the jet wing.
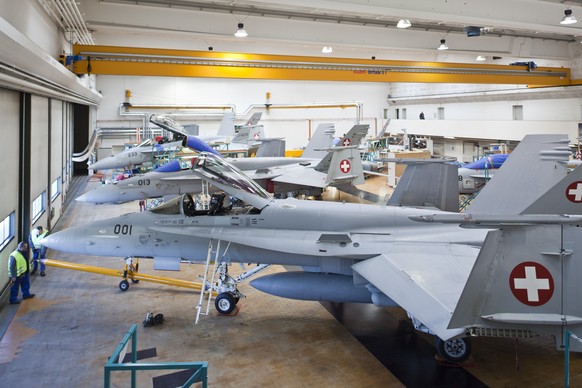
[351,243,480,341]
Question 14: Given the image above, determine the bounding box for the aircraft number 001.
[114,224,133,235]
[138,179,151,186]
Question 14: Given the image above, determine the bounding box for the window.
[438,107,445,120]
[0,212,15,251]
[51,178,61,201]
[402,108,407,119]
[513,105,523,120]
[32,191,46,222]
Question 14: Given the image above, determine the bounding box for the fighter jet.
[42,134,575,362]
[75,123,369,203]
[458,153,508,193]
[87,112,254,171]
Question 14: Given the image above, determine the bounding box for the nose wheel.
[215,292,238,314]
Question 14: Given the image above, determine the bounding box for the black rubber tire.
[119,280,130,291]
[131,279,140,284]
[153,313,164,325]
[215,292,236,314]
[435,337,471,363]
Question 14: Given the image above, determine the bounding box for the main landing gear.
[435,337,472,363]
[409,313,472,363]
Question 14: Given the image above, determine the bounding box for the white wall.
[0,0,67,58]
[95,76,390,148]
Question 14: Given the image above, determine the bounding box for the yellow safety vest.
[8,250,27,277]
[31,229,46,249]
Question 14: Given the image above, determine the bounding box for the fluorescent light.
[561,9,577,25]
[476,55,486,61]
[397,19,411,29]
[322,46,333,54]
[437,39,448,50]
[234,23,248,38]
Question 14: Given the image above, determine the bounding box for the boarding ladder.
[195,238,231,323]
[199,179,210,210]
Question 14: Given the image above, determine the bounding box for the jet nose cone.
[88,158,115,171]
[75,192,90,203]
[76,185,122,204]
[41,227,89,254]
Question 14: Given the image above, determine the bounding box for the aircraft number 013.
[138,179,151,186]
[114,224,133,235]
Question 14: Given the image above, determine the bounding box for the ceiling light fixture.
[560,9,577,25]
[397,19,411,29]
[322,46,333,54]
[234,23,248,37]
[437,39,448,50]
[476,55,486,61]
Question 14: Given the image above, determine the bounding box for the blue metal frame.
[104,324,208,388]
[565,329,572,388]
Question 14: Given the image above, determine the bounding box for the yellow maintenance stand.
[45,258,210,293]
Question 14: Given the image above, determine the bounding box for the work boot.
[40,271,46,277]
[30,269,37,275]
[9,300,20,305]
[23,294,35,299]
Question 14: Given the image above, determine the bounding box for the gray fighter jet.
[87,112,259,171]
[76,123,369,203]
[42,134,579,362]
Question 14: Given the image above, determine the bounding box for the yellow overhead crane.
[45,258,213,294]
[71,44,572,86]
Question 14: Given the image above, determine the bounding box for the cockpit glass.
[150,195,182,215]
[193,153,271,199]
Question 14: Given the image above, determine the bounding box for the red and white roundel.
[342,138,351,146]
[339,159,351,173]
[566,181,582,203]
[509,262,554,306]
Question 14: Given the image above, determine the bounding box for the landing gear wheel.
[119,280,129,291]
[153,313,164,325]
[215,292,236,314]
[435,337,471,363]
[234,297,240,305]
[131,279,140,284]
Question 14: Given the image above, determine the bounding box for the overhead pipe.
[50,0,86,45]
[124,104,235,113]
[238,102,364,123]
[118,103,149,138]
[65,0,94,44]
[49,0,92,45]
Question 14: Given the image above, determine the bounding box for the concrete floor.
[1,174,582,387]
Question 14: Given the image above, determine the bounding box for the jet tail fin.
[337,124,370,147]
[255,139,286,157]
[232,125,265,144]
[317,146,365,186]
[521,164,582,214]
[217,113,236,137]
[244,112,262,126]
[468,135,569,215]
[449,223,582,352]
[387,161,459,212]
[301,124,335,159]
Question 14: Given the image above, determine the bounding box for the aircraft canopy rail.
[193,153,271,200]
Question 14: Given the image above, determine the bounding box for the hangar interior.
[2,0,582,386]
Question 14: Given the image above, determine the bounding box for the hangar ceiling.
[61,0,582,63]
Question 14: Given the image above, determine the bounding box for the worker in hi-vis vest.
[29,225,48,276]
[7,241,35,304]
